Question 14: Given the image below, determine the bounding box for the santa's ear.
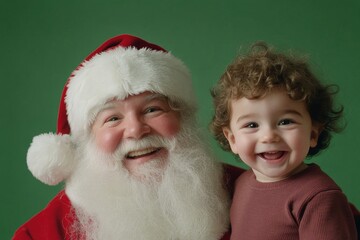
[27,133,76,185]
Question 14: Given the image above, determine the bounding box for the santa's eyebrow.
[97,93,169,114]
[144,93,168,102]
[97,101,117,114]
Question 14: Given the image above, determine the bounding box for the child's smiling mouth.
[258,151,286,161]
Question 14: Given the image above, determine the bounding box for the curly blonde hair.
[210,42,344,157]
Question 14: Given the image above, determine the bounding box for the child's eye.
[279,119,294,125]
[244,122,258,128]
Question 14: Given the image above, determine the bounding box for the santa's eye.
[106,116,120,122]
[144,107,162,114]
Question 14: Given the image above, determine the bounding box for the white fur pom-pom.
[27,133,75,185]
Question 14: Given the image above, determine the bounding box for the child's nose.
[261,128,280,143]
[122,115,151,139]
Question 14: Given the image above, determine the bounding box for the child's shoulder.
[294,163,340,191]
[284,164,344,204]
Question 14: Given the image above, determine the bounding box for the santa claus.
[13,34,238,240]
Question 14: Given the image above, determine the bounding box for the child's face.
[223,89,320,182]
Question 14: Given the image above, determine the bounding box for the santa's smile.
[122,146,168,175]
[126,147,162,159]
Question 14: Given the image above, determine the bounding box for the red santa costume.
[13,34,236,240]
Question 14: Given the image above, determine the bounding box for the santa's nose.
[122,115,151,139]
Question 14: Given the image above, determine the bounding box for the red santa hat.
[27,34,196,185]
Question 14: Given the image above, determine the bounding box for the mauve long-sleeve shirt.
[230,164,357,240]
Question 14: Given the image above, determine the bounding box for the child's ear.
[310,123,322,148]
[223,127,238,154]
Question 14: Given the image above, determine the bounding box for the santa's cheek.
[155,114,181,137]
[164,124,180,137]
[96,130,122,153]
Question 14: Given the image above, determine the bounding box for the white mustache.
[112,135,174,161]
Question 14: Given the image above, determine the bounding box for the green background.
[1,0,359,238]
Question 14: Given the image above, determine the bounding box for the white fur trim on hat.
[27,133,76,185]
[66,47,196,140]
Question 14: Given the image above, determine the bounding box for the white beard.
[65,123,230,240]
